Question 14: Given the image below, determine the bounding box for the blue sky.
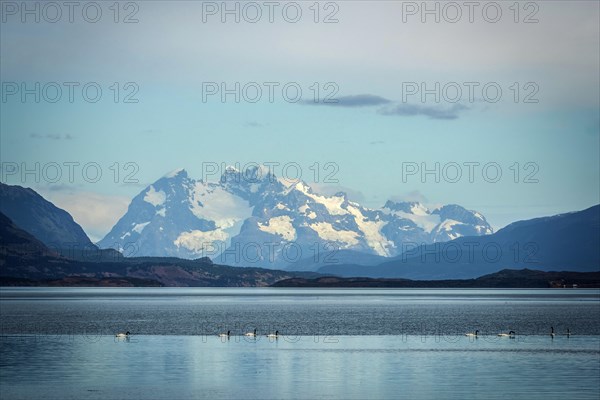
[1,1,599,241]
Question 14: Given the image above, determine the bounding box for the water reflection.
[1,335,598,400]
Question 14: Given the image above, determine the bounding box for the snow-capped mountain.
[98,167,493,269]
[98,168,252,259]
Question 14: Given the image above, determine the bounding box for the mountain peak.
[383,200,427,214]
[99,169,494,267]
[0,183,95,249]
[163,168,188,179]
[219,164,278,185]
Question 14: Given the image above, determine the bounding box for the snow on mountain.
[143,185,166,207]
[98,169,252,258]
[98,167,493,269]
[429,204,493,242]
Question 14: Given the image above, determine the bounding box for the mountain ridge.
[0,208,320,287]
[272,269,600,288]
[0,182,95,251]
[98,167,493,269]
[318,204,600,279]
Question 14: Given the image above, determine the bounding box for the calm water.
[1,288,599,399]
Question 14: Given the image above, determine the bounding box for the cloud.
[41,183,83,192]
[389,191,429,204]
[311,183,366,204]
[36,189,130,243]
[30,133,73,140]
[244,121,264,128]
[300,93,469,120]
[119,182,149,189]
[302,94,391,107]
[378,103,469,120]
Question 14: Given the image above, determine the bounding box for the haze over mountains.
[98,167,493,269]
[0,207,315,287]
[0,183,95,250]
[320,204,600,279]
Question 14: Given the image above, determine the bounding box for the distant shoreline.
[271,269,600,289]
[1,269,599,288]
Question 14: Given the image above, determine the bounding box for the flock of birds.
[465,327,571,338]
[115,327,572,339]
[218,329,280,339]
[114,329,280,339]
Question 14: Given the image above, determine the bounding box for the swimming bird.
[115,331,130,338]
[465,330,479,337]
[497,330,516,338]
[266,330,279,339]
[550,326,555,338]
[244,329,257,337]
[219,330,231,338]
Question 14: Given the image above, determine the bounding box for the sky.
[1,0,599,242]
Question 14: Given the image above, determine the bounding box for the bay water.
[1,288,598,399]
